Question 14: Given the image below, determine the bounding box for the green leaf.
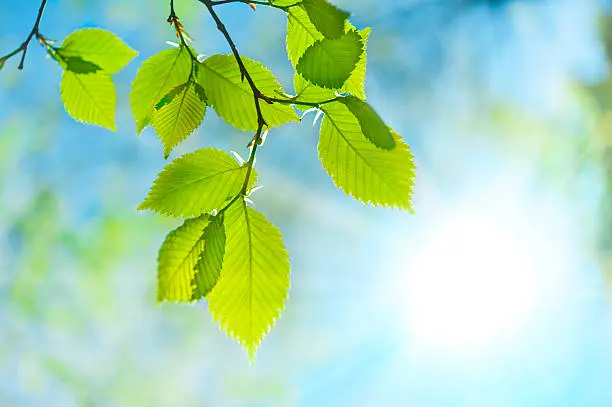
[129,46,193,134]
[158,215,210,303]
[286,5,324,66]
[297,30,364,89]
[0,58,8,71]
[319,101,415,209]
[192,214,225,300]
[338,96,395,150]
[208,199,290,361]
[341,27,370,100]
[63,56,102,74]
[199,55,299,131]
[301,0,350,39]
[150,82,206,157]
[293,28,368,103]
[139,148,257,217]
[59,28,137,74]
[294,72,335,105]
[60,71,116,131]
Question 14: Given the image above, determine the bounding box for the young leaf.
[319,101,415,209]
[286,5,324,66]
[150,82,206,157]
[58,28,137,74]
[139,148,257,218]
[199,55,299,131]
[292,27,369,102]
[301,0,349,39]
[338,96,395,150]
[341,27,370,100]
[130,46,193,134]
[296,30,364,89]
[60,71,117,131]
[192,214,226,300]
[158,215,210,303]
[208,199,290,361]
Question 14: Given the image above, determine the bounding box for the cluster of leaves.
[1,0,416,361]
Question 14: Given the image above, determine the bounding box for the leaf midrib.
[322,106,405,203]
[71,72,113,124]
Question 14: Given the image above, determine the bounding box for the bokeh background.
[2,0,612,405]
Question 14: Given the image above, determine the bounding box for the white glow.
[397,202,561,356]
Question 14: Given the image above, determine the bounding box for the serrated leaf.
[150,82,206,157]
[286,5,324,66]
[338,96,395,150]
[130,46,193,134]
[192,214,225,300]
[297,30,363,89]
[139,148,257,217]
[60,71,116,131]
[301,0,349,39]
[59,28,137,74]
[208,199,290,361]
[158,215,210,303]
[293,28,369,102]
[341,27,370,100]
[199,55,299,131]
[319,101,415,209]
[63,56,102,74]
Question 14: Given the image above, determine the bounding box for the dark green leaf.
[339,96,395,150]
[155,83,187,110]
[157,215,210,303]
[296,30,363,89]
[63,56,102,74]
[301,0,349,39]
[192,214,226,300]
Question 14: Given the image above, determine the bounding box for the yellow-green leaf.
[150,82,206,158]
[319,101,415,209]
[60,71,116,131]
[158,216,210,303]
[59,28,137,74]
[199,55,299,131]
[129,46,193,134]
[208,199,290,361]
[139,148,256,217]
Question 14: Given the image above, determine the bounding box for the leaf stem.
[208,0,300,10]
[268,96,341,107]
[200,0,271,211]
[0,0,48,70]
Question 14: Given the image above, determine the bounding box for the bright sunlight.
[391,190,574,358]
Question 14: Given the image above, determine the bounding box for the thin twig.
[200,0,271,199]
[0,0,49,70]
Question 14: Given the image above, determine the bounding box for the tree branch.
[0,0,49,70]
[199,0,273,201]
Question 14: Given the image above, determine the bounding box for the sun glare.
[397,204,557,356]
